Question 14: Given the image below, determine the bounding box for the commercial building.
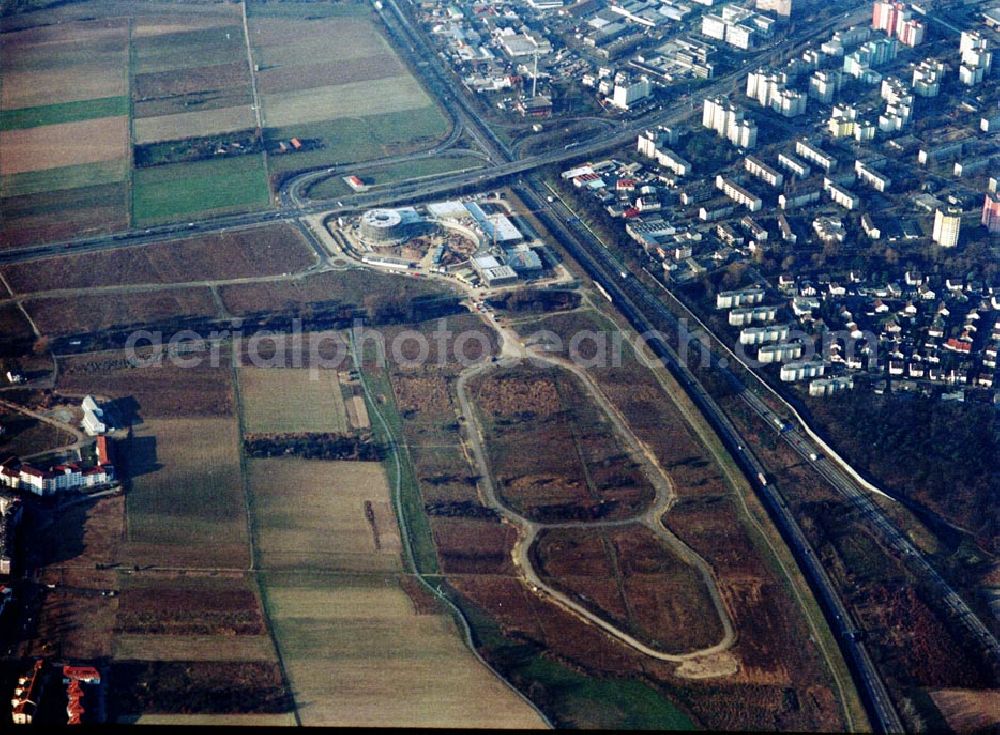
[359,207,422,245]
[932,207,962,247]
[81,395,110,436]
[611,74,652,110]
[701,5,775,50]
[471,254,518,286]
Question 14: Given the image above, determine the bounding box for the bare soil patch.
[3,223,315,293]
[0,116,127,176]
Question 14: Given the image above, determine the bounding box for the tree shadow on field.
[121,434,160,483]
[104,396,142,428]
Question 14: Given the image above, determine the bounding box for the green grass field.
[360,368,439,574]
[1,159,127,198]
[446,589,695,730]
[132,154,270,225]
[265,107,448,173]
[308,155,483,199]
[0,96,129,131]
[238,368,348,435]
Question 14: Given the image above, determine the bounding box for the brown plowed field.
[1,19,127,108]
[133,105,255,144]
[57,352,235,419]
[134,61,250,101]
[430,517,518,576]
[116,577,266,636]
[219,269,445,317]
[24,287,218,336]
[257,55,403,94]
[533,525,724,654]
[0,116,128,176]
[3,223,315,293]
[471,366,655,523]
[0,183,127,250]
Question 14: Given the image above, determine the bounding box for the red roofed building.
[945,338,972,353]
[616,178,637,191]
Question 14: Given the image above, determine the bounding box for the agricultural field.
[20,493,126,660]
[0,15,131,246]
[219,268,448,317]
[469,365,655,523]
[23,287,219,338]
[248,459,401,573]
[114,574,267,638]
[238,369,348,435]
[121,417,248,568]
[248,11,449,175]
[532,525,725,654]
[260,573,545,728]
[0,410,74,458]
[132,155,270,226]
[2,223,316,294]
[57,352,235,420]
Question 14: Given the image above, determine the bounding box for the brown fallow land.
[2,223,316,294]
